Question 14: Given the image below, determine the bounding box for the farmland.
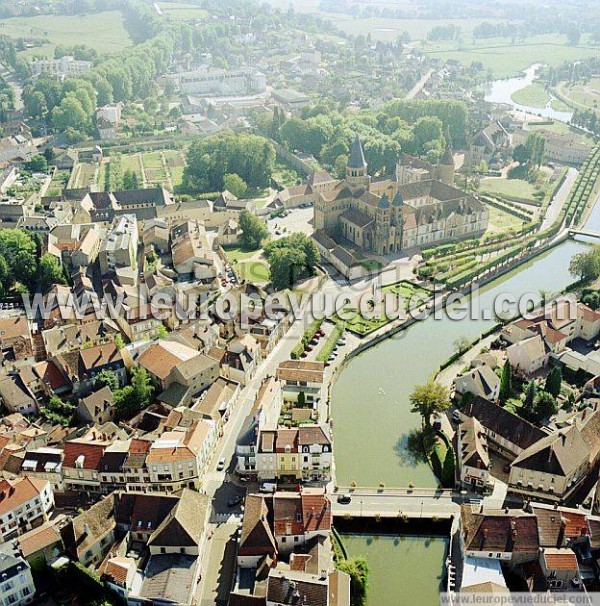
[0,11,133,58]
[426,35,600,79]
[156,2,208,21]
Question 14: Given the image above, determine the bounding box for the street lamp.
[360,500,363,518]
[420,500,424,519]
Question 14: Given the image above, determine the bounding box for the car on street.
[217,457,226,471]
[337,494,351,504]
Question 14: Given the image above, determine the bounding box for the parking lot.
[267,207,314,240]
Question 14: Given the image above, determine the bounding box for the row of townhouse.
[59,419,218,495]
[501,297,600,377]
[60,488,210,606]
[231,488,350,605]
[235,365,331,483]
[458,501,600,594]
[456,396,600,503]
[0,477,54,543]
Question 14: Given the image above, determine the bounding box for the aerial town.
[0,0,599,605]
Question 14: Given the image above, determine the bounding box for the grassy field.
[560,78,600,113]
[72,162,98,189]
[314,15,497,43]
[157,2,208,21]
[527,121,597,146]
[427,35,600,78]
[46,169,71,197]
[236,261,271,284]
[223,247,259,264]
[0,11,133,58]
[480,177,542,201]
[485,205,525,232]
[511,83,551,109]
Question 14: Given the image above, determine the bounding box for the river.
[484,64,573,122]
[331,197,600,490]
[342,533,449,606]
[331,200,600,606]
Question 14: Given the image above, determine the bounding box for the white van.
[259,482,277,493]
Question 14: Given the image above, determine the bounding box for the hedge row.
[291,318,324,359]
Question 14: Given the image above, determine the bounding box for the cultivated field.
[0,11,133,58]
[156,1,208,21]
[426,34,600,78]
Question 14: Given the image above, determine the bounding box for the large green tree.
[239,210,268,251]
[534,391,558,420]
[545,367,562,398]
[336,557,369,606]
[39,253,66,293]
[569,247,600,282]
[183,133,275,193]
[409,381,450,426]
[0,229,38,291]
[499,361,512,403]
[264,233,320,290]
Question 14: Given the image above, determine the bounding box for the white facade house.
[0,478,54,542]
[31,55,92,78]
[0,547,36,606]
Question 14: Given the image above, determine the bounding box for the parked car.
[217,457,226,471]
[337,494,351,504]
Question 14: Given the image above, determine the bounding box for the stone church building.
[313,137,489,255]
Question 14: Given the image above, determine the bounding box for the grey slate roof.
[347,136,366,169]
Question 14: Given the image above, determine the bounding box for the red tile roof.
[0,477,48,517]
[301,492,331,533]
[544,549,578,571]
[63,441,106,470]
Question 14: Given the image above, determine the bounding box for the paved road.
[542,167,579,230]
[332,491,460,519]
[406,69,433,100]
[196,286,324,603]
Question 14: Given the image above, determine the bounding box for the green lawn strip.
[480,177,543,202]
[511,83,551,109]
[316,325,344,362]
[223,246,260,263]
[237,260,271,284]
